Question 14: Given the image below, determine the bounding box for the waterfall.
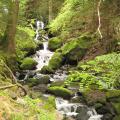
[34,20,45,41]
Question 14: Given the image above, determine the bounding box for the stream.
[20,20,103,120]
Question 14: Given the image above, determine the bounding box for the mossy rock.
[27,75,50,87]
[36,41,43,50]
[47,87,72,99]
[50,81,65,87]
[20,57,38,70]
[113,115,120,120]
[48,52,64,70]
[112,103,120,114]
[83,89,106,105]
[106,90,120,99]
[48,37,62,51]
[60,36,91,64]
[40,65,55,74]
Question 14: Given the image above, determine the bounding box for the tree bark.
[97,0,103,39]
[49,0,53,22]
[4,0,19,53]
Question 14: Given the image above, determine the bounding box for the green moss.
[113,115,120,120]
[16,26,37,60]
[49,52,64,70]
[106,90,120,99]
[83,89,106,105]
[27,75,50,87]
[48,37,63,51]
[112,103,120,114]
[20,57,38,70]
[48,86,72,99]
[40,65,55,74]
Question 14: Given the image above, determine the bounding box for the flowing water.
[56,98,103,120]
[23,20,103,120]
[34,42,53,70]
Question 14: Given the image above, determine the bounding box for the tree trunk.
[4,0,19,53]
[49,0,53,22]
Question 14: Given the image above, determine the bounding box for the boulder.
[40,65,55,74]
[48,52,64,70]
[20,57,38,70]
[48,37,63,51]
[27,75,50,87]
[47,86,72,99]
[32,84,48,93]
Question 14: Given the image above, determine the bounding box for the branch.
[0,60,27,96]
[0,84,16,90]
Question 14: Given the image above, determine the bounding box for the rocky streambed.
[16,20,120,120]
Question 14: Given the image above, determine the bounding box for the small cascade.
[34,20,45,41]
[34,41,54,70]
[55,98,103,120]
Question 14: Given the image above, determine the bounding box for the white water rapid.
[55,98,103,120]
[34,42,53,70]
[34,20,45,41]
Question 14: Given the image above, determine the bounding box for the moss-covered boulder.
[47,87,72,99]
[112,103,120,114]
[48,37,63,51]
[48,52,64,70]
[50,81,65,87]
[40,65,55,74]
[20,57,38,70]
[113,115,120,120]
[83,89,106,105]
[27,75,50,87]
[60,35,91,64]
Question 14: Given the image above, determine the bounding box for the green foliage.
[50,0,93,39]
[48,37,63,51]
[48,86,72,99]
[16,26,37,60]
[20,57,37,70]
[65,53,120,91]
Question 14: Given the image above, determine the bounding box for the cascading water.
[34,41,53,70]
[34,20,44,41]
[55,98,103,120]
[21,19,103,120]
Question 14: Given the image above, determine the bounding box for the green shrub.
[65,53,120,91]
[20,57,38,70]
[48,37,63,51]
[48,86,72,99]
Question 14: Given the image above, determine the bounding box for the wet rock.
[76,105,90,120]
[102,113,114,120]
[27,75,50,87]
[71,95,85,103]
[32,84,48,93]
[34,74,50,84]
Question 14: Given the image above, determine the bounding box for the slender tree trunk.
[97,0,103,39]
[49,0,53,22]
[4,0,19,53]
